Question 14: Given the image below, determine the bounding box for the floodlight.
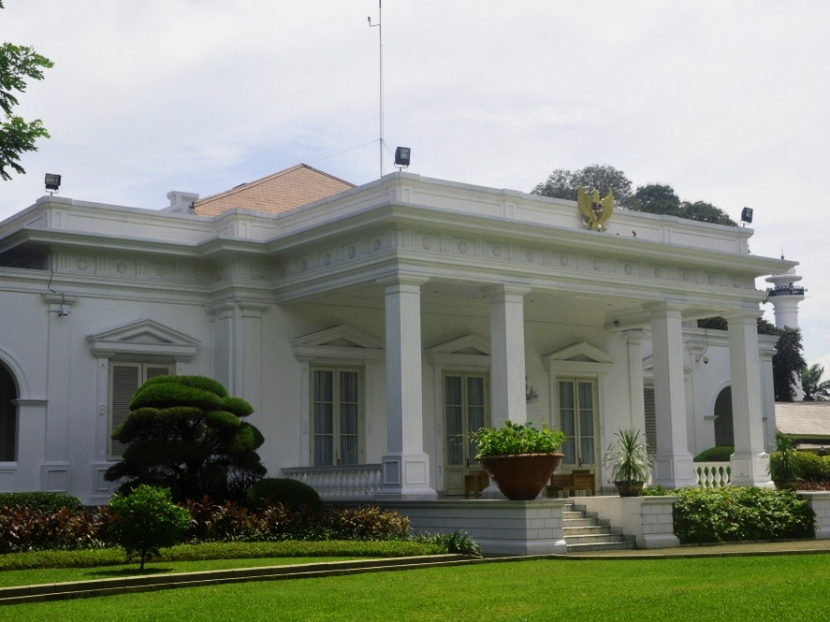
[394,147,411,168]
[45,173,62,193]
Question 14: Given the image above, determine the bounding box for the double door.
[557,379,599,475]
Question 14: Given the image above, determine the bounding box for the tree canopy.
[772,327,807,402]
[630,183,737,225]
[105,375,266,503]
[802,364,830,401]
[532,164,634,208]
[1,1,53,180]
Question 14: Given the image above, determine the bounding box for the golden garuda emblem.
[577,185,614,232]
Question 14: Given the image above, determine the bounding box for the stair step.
[565,533,627,545]
[562,517,596,527]
[563,525,608,536]
[567,540,637,553]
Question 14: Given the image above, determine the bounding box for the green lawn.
[5,555,829,621]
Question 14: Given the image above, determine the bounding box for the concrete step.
[562,517,596,527]
[565,533,629,545]
[563,525,610,536]
[567,540,637,553]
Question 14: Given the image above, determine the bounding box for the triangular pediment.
[87,319,200,360]
[291,325,384,350]
[428,334,491,357]
[547,342,615,364]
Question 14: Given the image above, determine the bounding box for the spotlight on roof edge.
[394,147,411,170]
[45,173,61,194]
[741,207,753,226]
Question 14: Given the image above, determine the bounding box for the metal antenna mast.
[368,1,383,177]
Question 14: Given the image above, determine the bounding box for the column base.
[374,451,437,500]
[730,451,774,487]
[653,451,697,489]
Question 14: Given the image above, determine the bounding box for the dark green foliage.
[693,446,734,462]
[630,183,736,225]
[532,164,634,208]
[0,11,54,181]
[672,486,814,544]
[0,491,84,514]
[773,328,807,402]
[247,478,324,513]
[769,433,801,482]
[640,485,670,496]
[105,375,266,503]
[473,420,566,457]
[802,363,830,401]
[109,485,190,570]
[412,531,482,557]
[680,200,737,226]
[769,449,830,484]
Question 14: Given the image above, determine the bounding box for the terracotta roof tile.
[193,164,354,217]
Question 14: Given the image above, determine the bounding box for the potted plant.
[603,428,653,497]
[769,432,801,489]
[472,420,566,500]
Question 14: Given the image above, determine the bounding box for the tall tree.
[0,1,53,180]
[631,184,682,216]
[802,364,830,401]
[532,164,634,208]
[772,328,807,402]
[680,200,737,226]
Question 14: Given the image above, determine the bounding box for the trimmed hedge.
[693,446,734,462]
[672,486,814,544]
[0,492,84,514]
[246,478,324,513]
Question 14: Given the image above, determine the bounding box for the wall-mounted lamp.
[45,173,62,194]
[58,303,70,317]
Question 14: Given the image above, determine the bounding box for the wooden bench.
[546,469,595,497]
[464,471,490,498]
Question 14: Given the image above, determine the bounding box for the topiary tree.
[109,485,191,570]
[104,375,266,503]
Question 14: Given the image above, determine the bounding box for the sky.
[3,0,829,377]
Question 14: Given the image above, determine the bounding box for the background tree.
[631,183,682,216]
[802,364,830,401]
[772,328,807,402]
[0,1,54,180]
[532,164,634,208]
[105,375,266,503]
[680,200,736,226]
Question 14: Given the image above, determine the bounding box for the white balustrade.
[694,462,731,488]
[282,464,383,501]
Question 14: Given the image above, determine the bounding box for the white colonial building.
[0,165,788,505]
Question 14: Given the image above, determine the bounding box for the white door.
[557,379,599,474]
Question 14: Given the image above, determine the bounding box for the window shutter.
[146,366,172,379]
[110,364,140,459]
[644,387,657,454]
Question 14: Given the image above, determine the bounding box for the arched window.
[714,387,734,447]
[0,364,17,461]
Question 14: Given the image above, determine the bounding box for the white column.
[485,284,531,427]
[647,302,695,488]
[759,344,776,448]
[726,311,773,487]
[624,329,646,432]
[376,275,436,500]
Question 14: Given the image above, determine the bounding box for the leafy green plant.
[246,478,324,513]
[412,531,482,557]
[603,429,653,483]
[769,432,801,483]
[472,420,566,458]
[109,485,191,570]
[672,486,814,544]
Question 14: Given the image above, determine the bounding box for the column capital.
[376,274,429,290]
[481,282,532,300]
[622,328,645,344]
[643,301,686,317]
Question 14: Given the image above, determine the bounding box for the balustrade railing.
[282,464,383,500]
[694,462,731,488]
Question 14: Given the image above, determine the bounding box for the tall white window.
[311,367,362,466]
[109,362,173,459]
[558,378,598,469]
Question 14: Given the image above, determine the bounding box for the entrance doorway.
[444,373,489,496]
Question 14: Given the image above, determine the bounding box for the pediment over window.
[291,325,384,363]
[426,334,490,368]
[87,319,200,360]
[642,355,692,378]
[544,342,614,375]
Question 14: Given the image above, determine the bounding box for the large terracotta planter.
[614,481,644,497]
[480,453,564,500]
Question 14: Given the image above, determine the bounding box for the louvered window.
[644,386,657,454]
[109,363,173,459]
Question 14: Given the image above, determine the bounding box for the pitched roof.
[775,401,830,438]
[193,164,354,217]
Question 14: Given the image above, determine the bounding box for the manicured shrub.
[109,485,191,570]
[0,491,85,513]
[672,486,814,544]
[0,506,106,553]
[324,505,409,541]
[693,446,734,462]
[792,451,830,482]
[105,375,266,503]
[246,478,324,514]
